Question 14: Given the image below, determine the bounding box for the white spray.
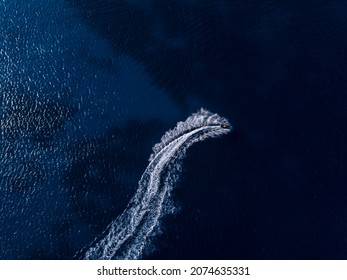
[84,108,231,259]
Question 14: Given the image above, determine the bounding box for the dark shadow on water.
[62,0,347,259]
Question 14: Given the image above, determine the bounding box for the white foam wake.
[84,108,231,260]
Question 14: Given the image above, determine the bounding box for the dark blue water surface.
[0,0,346,259]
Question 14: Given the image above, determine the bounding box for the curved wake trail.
[84,108,231,260]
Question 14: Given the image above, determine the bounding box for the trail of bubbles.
[84,108,231,259]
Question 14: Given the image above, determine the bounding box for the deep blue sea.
[0,0,346,259]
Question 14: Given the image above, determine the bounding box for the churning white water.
[84,108,231,260]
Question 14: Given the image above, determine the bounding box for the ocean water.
[0,0,346,259]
